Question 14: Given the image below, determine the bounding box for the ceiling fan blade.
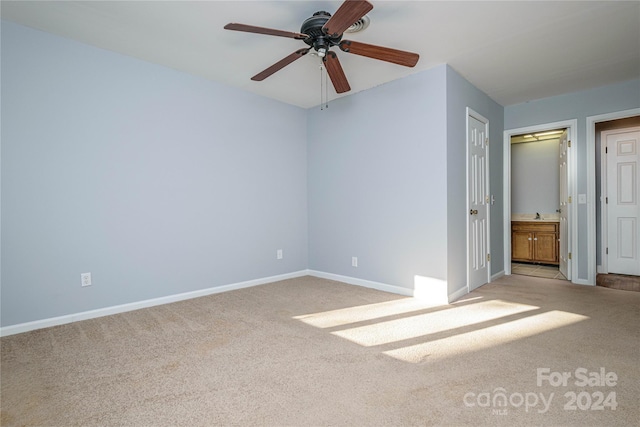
[322,0,373,37]
[251,48,311,81]
[323,51,351,94]
[339,40,419,67]
[224,23,308,40]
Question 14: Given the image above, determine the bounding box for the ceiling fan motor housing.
[301,11,342,53]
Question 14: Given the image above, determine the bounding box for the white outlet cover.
[81,272,92,287]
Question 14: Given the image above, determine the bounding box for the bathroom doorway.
[503,120,577,282]
[510,128,567,280]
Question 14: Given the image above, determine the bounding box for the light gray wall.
[307,66,449,292]
[1,21,308,326]
[505,79,640,281]
[446,66,505,290]
[511,139,560,215]
[307,65,505,297]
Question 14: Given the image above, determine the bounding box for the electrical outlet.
[277,249,283,260]
[81,272,92,287]
[352,257,358,267]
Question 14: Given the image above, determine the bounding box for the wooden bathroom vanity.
[511,221,559,265]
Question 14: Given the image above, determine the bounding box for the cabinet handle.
[534,238,538,241]
[528,238,532,240]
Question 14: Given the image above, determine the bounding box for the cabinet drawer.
[511,221,558,233]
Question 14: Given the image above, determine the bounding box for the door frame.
[503,119,577,281]
[588,108,640,279]
[467,107,491,291]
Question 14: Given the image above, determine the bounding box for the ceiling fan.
[224,0,419,94]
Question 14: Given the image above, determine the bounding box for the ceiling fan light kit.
[224,0,419,102]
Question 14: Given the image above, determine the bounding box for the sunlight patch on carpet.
[329,299,539,347]
[383,310,589,363]
[293,298,437,329]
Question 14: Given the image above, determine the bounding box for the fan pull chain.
[319,59,329,110]
[320,63,323,110]
[320,62,325,110]
[324,62,329,109]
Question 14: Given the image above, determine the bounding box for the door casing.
[558,130,570,279]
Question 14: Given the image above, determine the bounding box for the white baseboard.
[448,286,469,303]
[0,270,308,337]
[2,269,468,337]
[308,270,470,305]
[307,270,414,297]
[491,270,506,281]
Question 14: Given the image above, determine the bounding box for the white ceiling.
[2,1,639,109]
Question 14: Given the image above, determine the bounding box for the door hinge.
[568,252,572,260]
[568,196,572,203]
[606,197,608,204]
[606,247,609,255]
[605,146,608,153]
[487,254,491,262]
[486,195,490,204]
[568,140,572,148]
[486,138,489,145]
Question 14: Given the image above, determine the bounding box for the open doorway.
[586,108,640,287]
[503,120,578,282]
[592,113,640,291]
[510,128,567,280]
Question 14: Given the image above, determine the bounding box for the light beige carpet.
[1,275,639,426]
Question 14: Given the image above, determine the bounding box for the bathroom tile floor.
[512,262,567,280]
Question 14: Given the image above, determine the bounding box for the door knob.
[469,209,478,215]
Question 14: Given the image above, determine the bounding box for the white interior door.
[558,130,570,279]
[605,127,640,275]
[468,110,490,291]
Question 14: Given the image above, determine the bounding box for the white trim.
[2,269,483,337]
[491,270,506,281]
[569,123,578,283]
[308,270,468,303]
[503,119,578,283]
[600,129,608,274]
[0,270,309,337]
[503,130,512,276]
[466,107,491,292]
[448,285,469,303]
[588,108,640,283]
[307,270,414,297]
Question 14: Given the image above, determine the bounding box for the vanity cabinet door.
[533,231,558,264]
[512,231,534,261]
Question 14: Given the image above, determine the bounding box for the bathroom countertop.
[511,213,560,222]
